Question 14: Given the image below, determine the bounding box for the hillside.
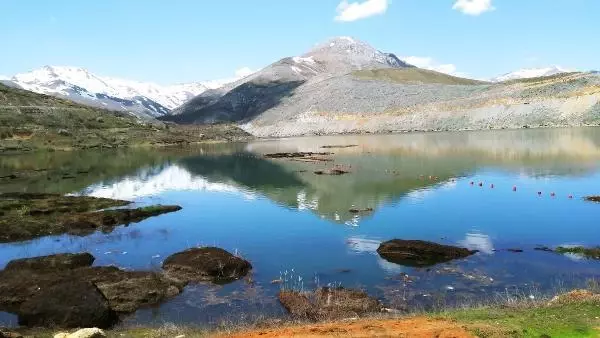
[164,37,600,137]
[0,84,250,153]
[353,68,488,85]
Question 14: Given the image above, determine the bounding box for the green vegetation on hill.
[352,68,489,85]
[0,84,250,153]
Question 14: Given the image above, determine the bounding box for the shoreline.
[9,288,600,337]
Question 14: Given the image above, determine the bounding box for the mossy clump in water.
[278,287,382,321]
[555,246,600,259]
[0,193,181,242]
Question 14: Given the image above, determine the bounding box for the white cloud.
[401,56,466,77]
[452,0,495,16]
[234,67,255,78]
[334,0,389,22]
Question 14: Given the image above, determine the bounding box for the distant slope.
[491,66,571,82]
[353,68,488,85]
[0,84,249,153]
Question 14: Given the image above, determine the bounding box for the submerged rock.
[163,247,252,284]
[0,253,184,327]
[320,145,358,149]
[18,281,118,329]
[4,253,94,271]
[314,168,350,175]
[278,287,382,321]
[377,239,477,267]
[264,152,332,159]
[348,207,374,214]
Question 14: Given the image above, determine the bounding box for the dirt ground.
[221,317,474,338]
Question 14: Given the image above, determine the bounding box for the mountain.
[0,82,249,153]
[491,66,572,82]
[166,36,414,122]
[165,37,600,137]
[4,66,252,119]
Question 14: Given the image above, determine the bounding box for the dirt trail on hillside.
[220,317,474,337]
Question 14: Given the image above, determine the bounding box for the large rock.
[54,328,106,338]
[377,239,477,267]
[278,287,382,321]
[4,253,94,272]
[0,253,184,319]
[163,247,252,284]
[18,281,118,329]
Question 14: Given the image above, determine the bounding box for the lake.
[1,127,600,327]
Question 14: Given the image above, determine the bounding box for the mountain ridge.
[3,66,255,119]
[162,37,600,137]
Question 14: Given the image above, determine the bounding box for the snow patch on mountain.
[8,66,257,113]
[491,66,572,82]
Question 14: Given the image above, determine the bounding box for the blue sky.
[0,0,598,84]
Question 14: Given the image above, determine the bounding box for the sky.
[0,0,598,84]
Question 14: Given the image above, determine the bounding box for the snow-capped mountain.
[4,66,255,119]
[491,66,572,82]
[170,36,413,122]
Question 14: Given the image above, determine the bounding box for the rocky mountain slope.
[164,37,600,137]
[2,66,249,119]
[165,37,413,122]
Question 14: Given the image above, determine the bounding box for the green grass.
[352,68,489,85]
[437,301,600,337]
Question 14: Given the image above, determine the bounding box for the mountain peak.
[303,36,411,72]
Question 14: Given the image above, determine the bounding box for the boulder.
[54,328,105,338]
[278,287,382,321]
[0,254,184,320]
[18,281,118,329]
[4,253,94,272]
[163,247,252,284]
[377,239,477,267]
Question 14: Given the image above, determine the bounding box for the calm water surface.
[1,128,600,327]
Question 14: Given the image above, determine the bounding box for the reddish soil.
[221,317,474,337]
